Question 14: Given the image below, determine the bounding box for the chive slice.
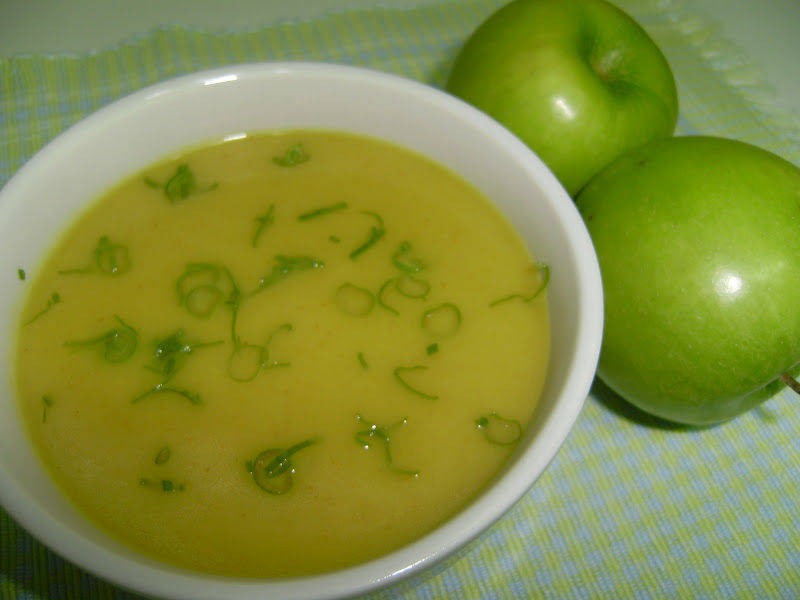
[227,343,267,382]
[393,365,438,400]
[298,202,348,221]
[63,315,138,363]
[249,438,318,495]
[392,241,425,273]
[395,274,430,300]
[155,446,171,465]
[132,384,202,405]
[475,413,522,445]
[59,236,131,276]
[252,204,275,248]
[165,164,196,201]
[336,283,375,316]
[357,352,369,369]
[421,303,461,337]
[426,343,439,356]
[94,236,131,275]
[177,263,240,319]
[490,262,550,307]
[23,291,61,326]
[254,255,324,294]
[146,164,217,202]
[272,142,310,167]
[349,212,386,260]
[41,395,54,423]
[354,414,418,478]
[227,323,293,382]
[377,278,399,316]
[17,268,26,281]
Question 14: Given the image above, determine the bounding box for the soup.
[14,131,549,577]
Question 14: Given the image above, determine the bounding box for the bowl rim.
[0,61,603,600]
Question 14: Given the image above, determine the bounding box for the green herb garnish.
[136,329,222,404]
[392,241,425,273]
[132,384,202,405]
[146,164,217,202]
[490,262,550,307]
[421,303,462,337]
[176,263,240,319]
[475,413,522,446]
[145,329,223,381]
[335,283,375,316]
[154,446,171,465]
[247,437,319,495]
[63,315,138,363]
[377,278,399,316]
[298,202,348,221]
[426,343,439,356]
[254,255,324,294]
[139,478,186,492]
[354,414,418,477]
[272,142,310,167]
[41,395,54,423]
[349,212,386,260]
[17,268,25,281]
[252,204,275,248]
[395,274,430,300]
[227,323,293,382]
[393,365,438,400]
[59,236,131,276]
[23,291,61,326]
[357,352,369,369]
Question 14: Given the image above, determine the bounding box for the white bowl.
[0,62,602,600]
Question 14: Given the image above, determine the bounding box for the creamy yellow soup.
[15,131,549,577]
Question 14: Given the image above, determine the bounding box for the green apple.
[575,136,800,425]
[446,0,678,196]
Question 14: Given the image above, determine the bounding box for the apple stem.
[780,372,800,395]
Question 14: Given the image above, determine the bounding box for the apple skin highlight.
[576,136,800,425]
[446,0,678,196]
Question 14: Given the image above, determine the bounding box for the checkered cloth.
[2,1,798,598]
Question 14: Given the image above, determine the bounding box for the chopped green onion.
[248,438,318,495]
[349,212,386,260]
[227,343,267,382]
[476,413,522,445]
[155,446,171,465]
[94,236,131,275]
[298,202,348,221]
[146,164,217,202]
[490,262,550,307]
[59,236,131,276]
[421,303,462,337]
[336,283,375,316]
[426,343,439,356]
[392,241,425,273]
[63,315,138,363]
[354,414,418,478]
[254,255,324,294]
[377,278,399,316]
[177,263,240,320]
[17,268,25,281]
[23,291,61,326]
[132,384,202,405]
[41,395,54,423]
[252,204,275,248]
[357,352,369,369]
[272,142,310,167]
[395,274,430,299]
[394,365,438,400]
